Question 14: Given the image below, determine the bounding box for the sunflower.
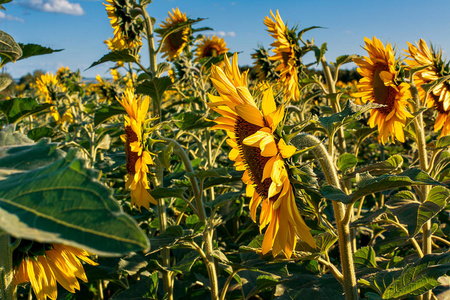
[13,243,97,300]
[159,8,190,60]
[117,88,156,210]
[353,36,412,144]
[264,10,300,101]
[34,73,72,125]
[103,0,142,49]
[252,45,280,81]
[34,73,66,103]
[207,53,315,258]
[404,39,450,137]
[195,35,229,61]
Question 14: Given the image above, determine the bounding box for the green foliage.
[136,76,172,106]
[0,131,149,256]
[321,168,444,204]
[17,43,63,61]
[0,30,22,68]
[0,97,52,124]
[88,49,138,69]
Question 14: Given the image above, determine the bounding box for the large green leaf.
[17,43,63,61]
[88,49,138,69]
[0,30,22,68]
[136,76,172,106]
[94,104,126,126]
[315,100,379,136]
[0,138,64,173]
[0,125,33,147]
[321,168,444,204]
[0,149,149,256]
[413,186,450,236]
[382,252,450,299]
[0,97,52,124]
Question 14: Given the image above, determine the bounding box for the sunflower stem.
[0,233,15,300]
[320,56,347,153]
[158,135,219,300]
[154,162,174,300]
[140,6,157,75]
[411,83,432,300]
[291,133,358,300]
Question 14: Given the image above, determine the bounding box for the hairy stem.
[291,134,358,300]
[0,233,15,300]
[411,83,432,300]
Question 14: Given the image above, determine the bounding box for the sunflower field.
[1,1,450,300]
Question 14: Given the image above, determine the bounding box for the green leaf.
[188,167,230,181]
[0,0,12,10]
[0,149,149,256]
[315,231,338,254]
[256,275,279,292]
[88,49,138,69]
[332,54,359,69]
[27,126,55,142]
[17,43,63,61]
[316,100,380,136]
[136,76,172,106]
[436,135,450,149]
[0,138,64,173]
[298,26,324,39]
[150,187,187,200]
[94,104,126,126]
[337,153,357,173]
[383,252,450,299]
[323,168,444,204]
[148,225,184,253]
[0,75,11,92]
[155,17,204,47]
[0,30,22,67]
[172,251,200,273]
[0,125,33,147]
[204,191,243,209]
[173,111,214,130]
[354,246,378,269]
[0,97,52,124]
[414,186,450,236]
[314,43,327,63]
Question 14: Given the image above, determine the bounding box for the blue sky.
[2,0,450,79]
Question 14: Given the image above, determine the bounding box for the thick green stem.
[410,84,431,300]
[0,233,15,300]
[141,7,157,74]
[291,134,358,300]
[321,56,347,153]
[154,164,174,300]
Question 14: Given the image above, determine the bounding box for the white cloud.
[208,31,236,38]
[20,0,85,15]
[0,11,25,22]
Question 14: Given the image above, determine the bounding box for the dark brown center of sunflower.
[204,46,220,57]
[373,65,396,115]
[235,117,278,201]
[125,125,139,175]
[168,30,186,50]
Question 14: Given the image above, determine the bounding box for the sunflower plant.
[3,1,450,300]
